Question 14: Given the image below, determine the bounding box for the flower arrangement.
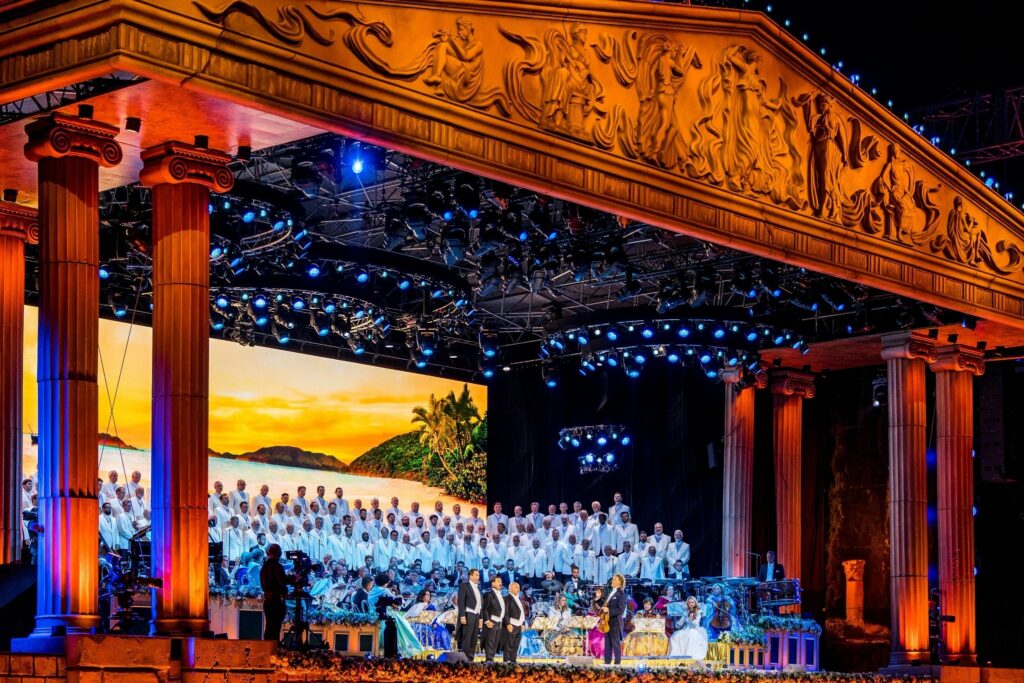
[302,604,379,627]
[755,615,823,636]
[209,583,264,601]
[717,625,767,646]
[272,651,928,683]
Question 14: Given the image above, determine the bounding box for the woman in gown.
[587,587,606,659]
[404,589,451,651]
[669,596,709,659]
[543,595,583,656]
[623,598,669,657]
[517,594,546,658]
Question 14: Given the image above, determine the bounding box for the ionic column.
[931,345,983,664]
[24,110,122,635]
[881,332,935,666]
[141,141,233,635]
[721,369,762,577]
[0,197,38,565]
[770,369,814,612]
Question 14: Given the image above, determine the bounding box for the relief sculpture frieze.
[189,0,1024,287]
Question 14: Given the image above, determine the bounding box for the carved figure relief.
[805,94,848,221]
[501,23,606,140]
[931,196,1024,274]
[685,45,804,209]
[842,142,941,247]
[593,31,702,168]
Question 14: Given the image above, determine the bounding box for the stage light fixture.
[745,328,759,342]
[323,301,337,314]
[305,262,322,278]
[242,210,256,223]
[291,296,306,311]
[210,245,224,259]
[271,321,290,344]
[331,316,352,338]
[351,337,367,355]
[417,332,437,357]
[247,302,269,327]
[356,269,370,284]
[480,333,498,358]
[641,325,655,339]
[666,347,681,363]
[621,354,642,378]
[699,350,713,364]
[210,310,228,331]
[605,324,620,342]
[98,265,110,280]
[310,312,332,337]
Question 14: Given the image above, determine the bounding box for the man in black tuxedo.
[564,565,583,599]
[757,550,786,582]
[481,576,506,662]
[498,559,522,589]
[456,568,483,660]
[602,573,627,665]
[502,581,526,663]
[352,577,373,613]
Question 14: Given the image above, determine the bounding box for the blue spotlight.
[253,294,268,309]
[398,277,411,290]
[745,330,759,342]
[641,326,655,339]
[98,266,110,280]
[677,326,691,338]
[597,436,608,446]
[706,369,719,378]
[584,453,595,464]
[242,210,256,223]
[468,209,479,219]
[292,297,306,311]
[356,270,370,284]
[272,220,286,231]
[214,294,230,309]
[210,246,223,259]
[306,263,321,278]
[620,436,631,446]
[352,340,366,355]
[571,437,581,448]
[222,200,232,210]
[351,157,364,175]
[442,209,454,222]
[634,353,647,364]
[667,349,681,363]
[699,352,712,364]
[606,453,615,463]
[713,328,726,339]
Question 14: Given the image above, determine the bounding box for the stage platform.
[413,650,724,669]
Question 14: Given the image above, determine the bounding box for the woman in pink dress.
[587,587,606,658]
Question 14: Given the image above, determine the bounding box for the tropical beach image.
[20,306,487,508]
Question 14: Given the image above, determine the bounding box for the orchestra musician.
[602,574,627,665]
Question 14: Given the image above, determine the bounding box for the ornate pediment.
[3,0,1024,324]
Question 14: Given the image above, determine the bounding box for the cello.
[709,592,733,631]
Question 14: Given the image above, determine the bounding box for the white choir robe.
[307,529,326,562]
[373,539,394,571]
[616,551,640,578]
[223,527,245,563]
[278,534,295,553]
[649,534,670,555]
[408,511,422,524]
[430,540,451,571]
[459,545,482,571]
[572,547,597,582]
[586,525,616,556]
[272,513,289,529]
[229,489,248,513]
[385,506,403,521]
[116,512,136,550]
[208,493,222,516]
[100,482,119,504]
[508,516,527,533]
[665,541,691,574]
[252,494,272,514]
[99,514,119,550]
[396,543,417,570]
[356,541,376,567]
[214,505,233,529]
[313,497,328,514]
[485,544,506,568]
[527,512,545,531]
[505,545,529,570]
[130,496,149,522]
[548,541,573,575]
[640,555,665,581]
[244,529,260,550]
[207,526,223,545]
[596,555,617,585]
[608,503,631,526]
[485,513,509,536]
[330,497,350,519]
[252,514,271,533]
[615,523,639,552]
[414,543,433,569]
[325,534,346,565]
[294,496,309,513]
[526,549,550,578]
[335,536,357,568]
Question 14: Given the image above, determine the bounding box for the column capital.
[880,331,937,363]
[140,141,234,191]
[0,201,38,244]
[769,369,816,399]
[24,112,122,166]
[721,366,767,389]
[931,345,985,376]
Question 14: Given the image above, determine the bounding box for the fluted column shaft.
[932,346,983,664]
[881,333,935,666]
[24,112,122,634]
[0,202,37,564]
[770,370,814,612]
[143,142,232,635]
[722,370,760,577]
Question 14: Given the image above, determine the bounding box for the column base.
[151,617,211,636]
[941,654,979,665]
[29,613,100,637]
[886,649,931,667]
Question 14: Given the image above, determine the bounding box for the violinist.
[602,574,627,665]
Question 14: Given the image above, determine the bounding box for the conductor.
[456,568,483,660]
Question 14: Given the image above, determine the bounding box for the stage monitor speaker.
[358,633,374,652]
[238,609,264,640]
[334,633,350,652]
[438,652,469,664]
[566,656,594,667]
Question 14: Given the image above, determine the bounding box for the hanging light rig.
[557,424,631,475]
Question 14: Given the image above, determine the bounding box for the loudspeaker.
[566,656,594,667]
[438,652,469,664]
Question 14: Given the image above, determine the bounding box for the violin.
[598,609,611,634]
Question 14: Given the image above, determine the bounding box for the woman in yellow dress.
[622,597,669,657]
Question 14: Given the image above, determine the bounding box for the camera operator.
[259,544,292,641]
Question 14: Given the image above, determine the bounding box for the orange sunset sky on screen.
[20,306,486,463]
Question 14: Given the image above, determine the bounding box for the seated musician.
[702,584,735,641]
[543,594,583,656]
[623,597,668,657]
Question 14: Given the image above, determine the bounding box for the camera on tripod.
[285,550,323,592]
